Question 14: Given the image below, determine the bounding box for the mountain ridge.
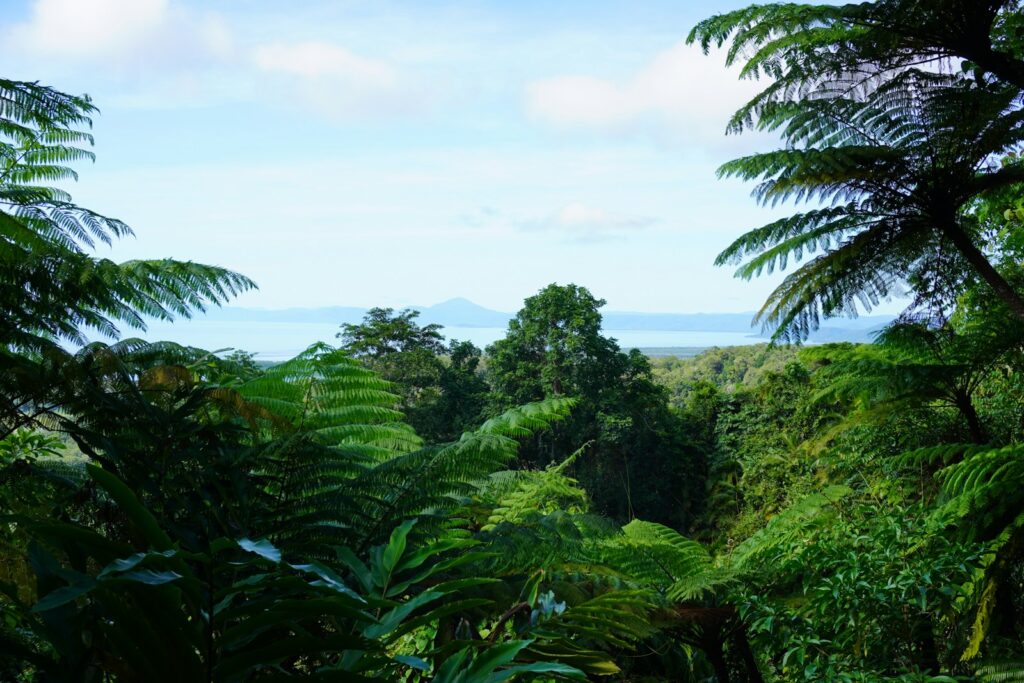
[198,297,892,341]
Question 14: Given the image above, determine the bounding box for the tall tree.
[689,1,1024,131]
[487,284,705,528]
[0,78,253,437]
[338,308,486,441]
[690,3,1024,339]
[488,284,620,402]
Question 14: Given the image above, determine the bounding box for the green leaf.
[488,661,586,682]
[108,569,182,585]
[380,519,416,582]
[87,464,172,551]
[362,590,443,639]
[238,537,281,563]
[32,579,96,612]
[290,560,365,602]
[97,549,178,579]
[394,655,430,671]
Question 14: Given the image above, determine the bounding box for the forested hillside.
[6,0,1024,680]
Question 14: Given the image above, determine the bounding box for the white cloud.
[253,42,396,88]
[525,41,761,142]
[250,40,426,119]
[554,202,654,236]
[7,0,231,65]
[462,202,656,243]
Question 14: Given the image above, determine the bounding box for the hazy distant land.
[133,298,893,361]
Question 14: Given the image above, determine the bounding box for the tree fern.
[731,484,854,571]
[717,70,1024,338]
[688,2,1024,132]
[241,342,421,457]
[978,660,1024,682]
[0,78,254,355]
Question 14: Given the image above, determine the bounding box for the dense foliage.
[485,284,705,529]
[6,0,1024,679]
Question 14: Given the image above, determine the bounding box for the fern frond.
[977,660,1024,682]
[731,485,853,569]
[241,343,420,456]
[930,444,1024,540]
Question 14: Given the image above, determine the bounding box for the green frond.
[963,577,1000,662]
[476,398,577,439]
[535,588,657,650]
[483,465,589,530]
[930,444,1024,539]
[977,660,1024,682]
[899,443,990,469]
[752,225,910,343]
[241,344,421,455]
[716,204,873,270]
[731,485,854,570]
[598,520,733,602]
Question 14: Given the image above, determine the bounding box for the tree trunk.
[954,388,986,444]
[940,221,1024,321]
[733,626,765,683]
[704,636,731,683]
[912,613,941,675]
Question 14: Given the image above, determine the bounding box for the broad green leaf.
[238,537,282,563]
[88,464,172,551]
[32,579,96,612]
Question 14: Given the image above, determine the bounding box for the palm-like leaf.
[688,2,1024,131]
[0,78,254,355]
[714,69,1024,340]
[241,342,421,457]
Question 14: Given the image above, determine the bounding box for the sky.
[1,0,875,314]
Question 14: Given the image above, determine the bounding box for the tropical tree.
[688,0,1024,340]
[338,307,445,360]
[0,78,253,353]
[688,1,1024,132]
[0,78,253,441]
[487,283,705,528]
[337,308,487,441]
[710,69,1024,340]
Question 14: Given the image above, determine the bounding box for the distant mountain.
[197,299,891,342]
[418,298,512,327]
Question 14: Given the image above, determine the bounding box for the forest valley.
[6,1,1024,681]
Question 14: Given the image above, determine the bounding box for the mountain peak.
[426,297,495,312]
[416,298,512,327]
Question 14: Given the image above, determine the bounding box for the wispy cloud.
[525,41,760,145]
[462,203,657,243]
[4,0,427,118]
[250,41,428,119]
[253,42,396,86]
[7,0,231,66]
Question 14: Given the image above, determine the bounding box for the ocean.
[123,320,765,361]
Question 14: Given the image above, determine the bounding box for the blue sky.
[3,0,874,314]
